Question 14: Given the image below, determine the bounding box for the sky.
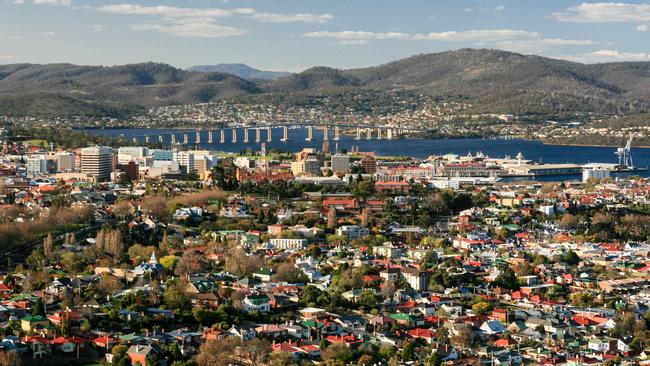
[1,0,650,71]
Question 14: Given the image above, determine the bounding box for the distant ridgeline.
[1,49,650,120]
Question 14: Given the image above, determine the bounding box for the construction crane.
[615,135,634,168]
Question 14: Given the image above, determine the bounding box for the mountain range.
[187,63,291,80]
[2,48,650,117]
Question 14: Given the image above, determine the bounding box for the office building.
[55,152,75,172]
[80,146,113,182]
[583,168,610,182]
[361,155,377,174]
[26,155,47,176]
[173,151,195,174]
[118,146,149,165]
[331,154,350,174]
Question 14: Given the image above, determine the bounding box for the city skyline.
[1,0,650,71]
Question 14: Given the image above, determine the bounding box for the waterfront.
[82,127,650,181]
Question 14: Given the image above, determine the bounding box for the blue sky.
[1,0,650,71]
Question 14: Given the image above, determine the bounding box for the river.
[81,127,650,181]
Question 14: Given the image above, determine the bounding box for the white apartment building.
[268,238,308,250]
[26,155,47,176]
[117,146,149,165]
[173,151,195,174]
[336,225,370,240]
[55,152,75,172]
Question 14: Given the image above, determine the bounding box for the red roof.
[408,328,436,339]
[326,334,363,345]
[51,336,87,345]
[493,338,514,347]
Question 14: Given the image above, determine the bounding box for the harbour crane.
[615,135,634,168]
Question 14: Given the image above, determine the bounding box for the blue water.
[81,127,650,181]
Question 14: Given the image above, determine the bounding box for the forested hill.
[3,49,650,117]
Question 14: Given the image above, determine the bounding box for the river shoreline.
[76,127,650,149]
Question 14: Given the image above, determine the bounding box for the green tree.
[164,280,190,311]
[493,268,519,290]
[563,250,581,265]
[32,298,46,316]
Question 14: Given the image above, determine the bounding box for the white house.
[336,225,369,240]
[243,294,271,313]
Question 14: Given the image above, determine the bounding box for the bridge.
[126,124,428,146]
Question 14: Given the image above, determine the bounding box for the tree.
[80,319,92,333]
[327,207,337,230]
[321,343,353,364]
[164,280,190,311]
[273,262,307,283]
[112,345,129,363]
[43,232,54,258]
[159,255,179,273]
[268,352,297,366]
[493,268,519,290]
[352,179,375,200]
[60,252,86,273]
[0,350,22,366]
[224,245,264,277]
[174,250,204,277]
[128,244,157,265]
[559,214,579,230]
[99,273,123,297]
[32,297,46,316]
[360,207,370,227]
[563,250,581,265]
[451,324,474,349]
[571,292,595,307]
[381,280,397,300]
[163,344,183,364]
[357,354,374,366]
[472,301,493,315]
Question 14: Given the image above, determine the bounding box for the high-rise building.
[331,154,350,174]
[173,151,195,174]
[26,155,47,176]
[118,146,149,164]
[55,152,75,172]
[303,156,322,176]
[291,161,305,176]
[361,155,377,174]
[80,146,113,182]
[150,149,173,161]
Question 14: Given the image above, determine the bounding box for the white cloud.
[637,24,649,32]
[98,4,254,18]
[552,2,650,23]
[411,29,539,42]
[303,28,595,52]
[98,3,333,39]
[495,5,505,11]
[41,31,55,36]
[129,21,247,38]
[249,12,334,23]
[567,49,650,63]
[495,38,596,53]
[88,24,103,32]
[336,40,370,45]
[0,55,14,61]
[13,0,25,4]
[33,0,71,5]
[303,31,410,41]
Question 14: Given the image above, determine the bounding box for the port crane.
[615,135,634,168]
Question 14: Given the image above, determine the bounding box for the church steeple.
[149,251,158,264]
